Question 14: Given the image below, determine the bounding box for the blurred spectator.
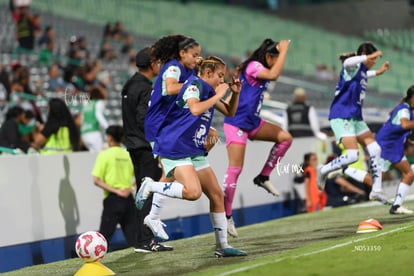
[47,63,70,92]
[20,109,37,144]
[63,36,83,91]
[0,106,31,153]
[0,65,11,101]
[32,98,80,154]
[99,41,118,60]
[315,64,335,81]
[103,22,114,40]
[38,26,54,50]
[14,66,40,95]
[286,87,327,139]
[121,34,134,55]
[96,70,110,91]
[38,25,55,65]
[72,61,99,92]
[66,36,83,68]
[80,86,108,152]
[77,36,90,61]
[302,152,327,212]
[9,0,36,50]
[111,21,126,41]
[325,175,367,207]
[323,153,368,207]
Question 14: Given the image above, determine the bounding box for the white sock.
[151,181,183,198]
[366,142,382,192]
[149,193,165,220]
[344,167,367,183]
[393,182,410,206]
[210,212,229,249]
[320,149,359,175]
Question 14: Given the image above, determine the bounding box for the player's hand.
[215,83,229,98]
[377,61,390,75]
[381,61,390,72]
[277,40,291,53]
[228,76,242,94]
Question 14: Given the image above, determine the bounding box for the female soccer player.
[142,34,199,241]
[222,38,291,237]
[143,35,219,241]
[376,85,414,214]
[144,34,199,145]
[137,56,247,257]
[319,42,390,204]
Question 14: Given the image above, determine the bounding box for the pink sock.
[260,140,292,177]
[223,166,242,217]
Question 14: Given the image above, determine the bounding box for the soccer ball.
[75,231,108,262]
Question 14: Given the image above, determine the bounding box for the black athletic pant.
[128,147,162,246]
[99,194,138,248]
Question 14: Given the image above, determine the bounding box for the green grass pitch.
[4,200,414,276]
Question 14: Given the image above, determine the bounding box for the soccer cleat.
[227,217,238,238]
[326,168,343,180]
[253,175,279,196]
[144,215,169,241]
[134,240,174,253]
[389,205,414,215]
[214,247,247,258]
[136,177,153,210]
[369,191,392,205]
[134,246,152,253]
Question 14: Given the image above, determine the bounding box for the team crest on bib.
[193,124,207,147]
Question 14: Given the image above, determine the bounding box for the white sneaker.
[390,205,414,215]
[369,191,392,205]
[144,215,169,241]
[227,217,238,238]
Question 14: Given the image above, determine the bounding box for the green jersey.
[81,100,99,134]
[92,146,134,198]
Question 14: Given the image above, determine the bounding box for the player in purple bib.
[376,85,414,214]
[137,56,247,257]
[222,38,292,237]
[145,35,198,144]
[142,35,220,241]
[319,42,390,204]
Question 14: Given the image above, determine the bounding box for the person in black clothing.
[0,106,31,153]
[286,87,326,139]
[121,47,172,252]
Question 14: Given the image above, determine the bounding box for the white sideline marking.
[219,226,410,276]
